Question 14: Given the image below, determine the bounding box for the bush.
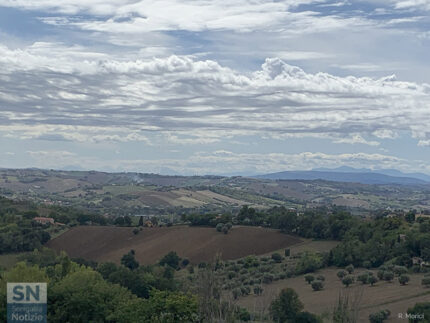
[295,251,323,275]
[342,275,355,287]
[368,276,378,286]
[316,275,325,281]
[369,309,390,323]
[216,223,224,232]
[232,288,242,299]
[363,260,371,269]
[422,278,430,287]
[383,271,394,282]
[222,225,229,234]
[285,249,291,257]
[337,270,347,280]
[398,274,410,285]
[132,228,139,235]
[198,262,207,269]
[181,258,190,267]
[305,275,315,284]
[357,273,369,284]
[272,253,282,263]
[159,251,180,269]
[311,280,324,291]
[236,308,251,322]
[253,285,263,295]
[345,264,354,274]
[263,273,274,284]
[393,265,408,276]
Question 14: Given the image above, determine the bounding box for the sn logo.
[12,285,41,302]
[7,283,47,304]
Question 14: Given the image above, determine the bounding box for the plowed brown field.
[47,225,301,265]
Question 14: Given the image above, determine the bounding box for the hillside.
[1,168,430,216]
[46,225,302,264]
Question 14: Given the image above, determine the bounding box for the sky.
[0,0,429,176]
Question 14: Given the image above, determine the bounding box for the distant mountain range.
[255,167,430,185]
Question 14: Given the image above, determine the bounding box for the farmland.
[46,225,302,264]
[1,169,430,218]
[237,267,430,322]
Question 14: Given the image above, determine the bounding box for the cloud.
[393,0,430,10]
[0,44,429,146]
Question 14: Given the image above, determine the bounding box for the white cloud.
[394,0,430,10]
[0,44,429,146]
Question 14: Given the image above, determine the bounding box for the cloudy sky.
[0,0,429,175]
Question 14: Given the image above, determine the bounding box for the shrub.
[311,280,324,291]
[272,253,282,263]
[222,225,229,234]
[421,278,430,287]
[305,275,315,284]
[232,288,242,299]
[225,222,233,229]
[132,228,139,235]
[393,266,408,276]
[316,275,325,281]
[357,273,369,284]
[398,274,410,285]
[345,264,354,274]
[383,271,394,282]
[342,275,355,287]
[263,273,274,284]
[285,248,291,257]
[253,285,263,295]
[368,276,378,286]
[363,260,371,269]
[216,223,224,232]
[181,258,190,267]
[377,269,385,280]
[337,270,347,280]
[228,271,236,279]
[295,251,323,274]
[369,309,390,323]
[198,262,207,268]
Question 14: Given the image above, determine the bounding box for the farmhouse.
[33,217,55,225]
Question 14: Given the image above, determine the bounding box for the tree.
[421,278,430,287]
[383,271,394,282]
[342,276,354,287]
[48,268,143,322]
[345,264,354,274]
[159,251,180,269]
[121,250,139,270]
[357,273,369,285]
[270,288,304,323]
[398,274,410,285]
[305,275,315,284]
[311,281,324,291]
[295,311,322,323]
[138,216,144,226]
[337,270,347,280]
[222,225,229,234]
[295,251,323,274]
[368,276,378,286]
[272,253,282,263]
[407,302,430,323]
[369,309,390,323]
